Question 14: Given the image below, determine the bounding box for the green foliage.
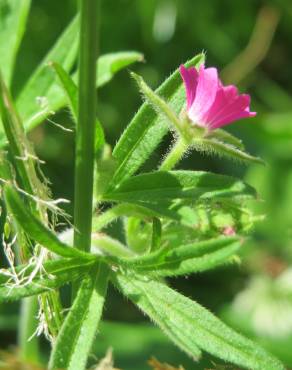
[0,258,94,303]
[0,2,284,368]
[103,170,256,202]
[0,11,143,146]
[51,62,79,119]
[49,263,109,370]
[18,49,143,135]
[0,72,39,195]
[114,274,284,370]
[193,137,265,165]
[52,61,105,151]
[97,51,144,87]
[0,0,31,86]
[118,236,241,277]
[131,70,264,166]
[109,53,205,190]
[16,15,79,134]
[4,185,94,259]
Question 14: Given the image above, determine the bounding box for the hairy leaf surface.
[114,275,284,370]
[49,264,109,370]
[109,53,205,190]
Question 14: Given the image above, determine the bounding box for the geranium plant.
[0,1,285,369]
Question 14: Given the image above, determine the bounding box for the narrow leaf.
[0,259,93,302]
[16,15,79,132]
[109,53,205,190]
[49,264,109,370]
[95,51,144,87]
[0,72,45,203]
[141,240,241,276]
[51,61,105,150]
[10,48,142,140]
[51,61,78,118]
[131,72,187,139]
[113,274,201,361]
[206,129,245,150]
[114,275,284,370]
[0,0,31,86]
[194,138,264,165]
[151,218,162,252]
[4,185,94,260]
[103,170,256,203]
[0,258,95,286]
[119,237,239,269]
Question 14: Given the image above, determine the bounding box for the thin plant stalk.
[18,297,40,365]
[74,0,99,251]
[160,137,188,171]
[73,0,100,293]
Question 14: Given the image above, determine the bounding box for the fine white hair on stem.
[29,295,53,342]
[46,116,74,133]
[0,177,70,213]
[2,233,20,285]
[15,149,45,164]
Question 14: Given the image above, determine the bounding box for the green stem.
[74,0,99,253]
[160,138,188,171]
[92,203,158,232]
[19,297,40,365]
[91,236,134,258]
[151,218,162,252]
[92,205,128,232]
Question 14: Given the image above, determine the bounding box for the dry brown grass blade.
[148,357,185,370]
[0,350,46,370]
[92,348,121,370]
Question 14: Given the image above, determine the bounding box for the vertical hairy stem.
[73,0,99,291]
[159,138,188,171]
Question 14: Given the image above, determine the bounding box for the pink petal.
[201,85,239,127]
[209,93,255,129]
[188,65,219,124]
[179,63,257,130]
[179,65,199,110]
[211,109,256,129]
[203,85,254,129]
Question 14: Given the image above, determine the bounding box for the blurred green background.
[2,0,292,369]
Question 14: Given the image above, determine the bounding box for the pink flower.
[179,64,256,130]
[222,226,236,236]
